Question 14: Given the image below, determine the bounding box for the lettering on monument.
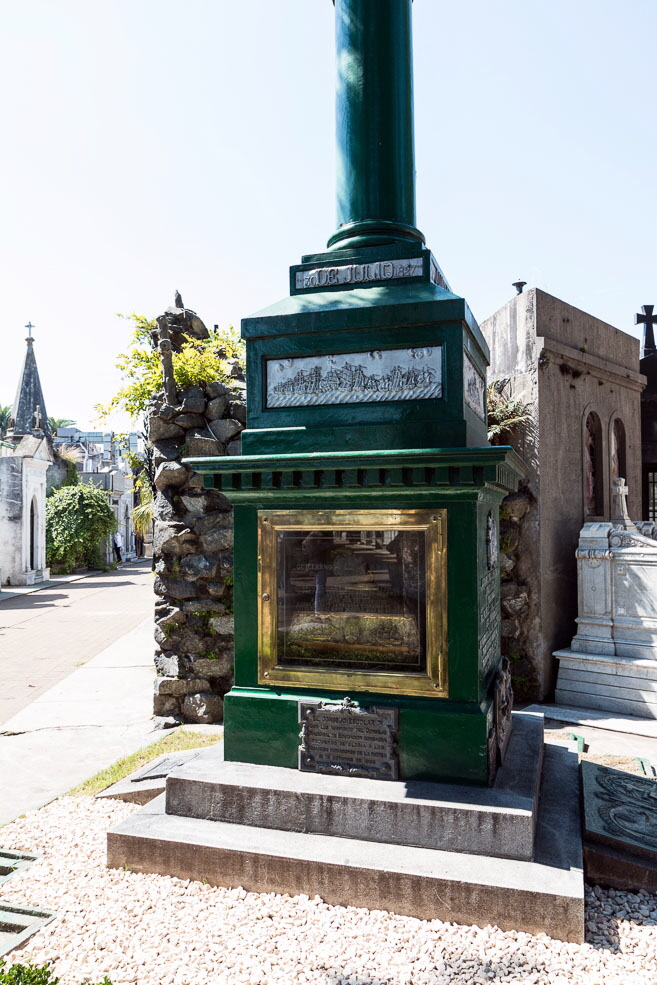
[463,351,486,421]
[299,697,399,779]
[267,346,443,409]
[295,257,423,290]
[479,569,500,674]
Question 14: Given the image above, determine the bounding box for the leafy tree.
[0,404,11,436]
[48,417,76,434]
[46,482,116,573]
[95,314,244,422]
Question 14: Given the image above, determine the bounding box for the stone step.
[557,649,657,679]
[165,711,543,861]
[107,742,584,943]
[558,668,657,696]
[554,685,657,720]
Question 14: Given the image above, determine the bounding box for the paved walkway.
[0,561,161,826]
[0,562,153,724]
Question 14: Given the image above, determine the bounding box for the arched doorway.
[29,497,37,570]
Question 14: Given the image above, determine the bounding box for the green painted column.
[328,0,425,251]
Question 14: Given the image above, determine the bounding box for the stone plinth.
[107,713,585,942]
[555,521,657,718]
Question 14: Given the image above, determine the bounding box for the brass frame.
[257,508,448,697]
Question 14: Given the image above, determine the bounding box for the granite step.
[165,711,544,861]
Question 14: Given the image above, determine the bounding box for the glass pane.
[276,527,426,672]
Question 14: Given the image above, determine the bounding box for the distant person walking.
[113,531,123,564]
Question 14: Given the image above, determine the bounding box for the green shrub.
[0,960,112,984]
[46,482,116,573]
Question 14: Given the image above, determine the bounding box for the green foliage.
[47,417,76,434]
[487,378,532,445]
[0,961,112,985]
[0,405,11,433]
[46,482,116,573]
[95,313,244,422]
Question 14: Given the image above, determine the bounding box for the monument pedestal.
[108,712,584,942]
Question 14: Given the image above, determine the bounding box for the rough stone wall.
[498,486,541,702]
[150,374,246,726]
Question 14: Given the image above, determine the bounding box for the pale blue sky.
[2,0,655,430]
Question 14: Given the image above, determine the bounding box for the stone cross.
[611,477,637,532]
[25,321,35,344]
[32,406,42,430]
[636,305,656,358]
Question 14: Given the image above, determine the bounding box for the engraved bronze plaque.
[258,509,447,697]
[299,698,398,780]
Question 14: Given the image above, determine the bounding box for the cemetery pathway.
[0,561,152,724]
[0,560,160,826]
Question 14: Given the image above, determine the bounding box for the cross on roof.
[25,321,35,344]
[636,305,656,357]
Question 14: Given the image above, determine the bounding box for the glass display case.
[258,509,447,696]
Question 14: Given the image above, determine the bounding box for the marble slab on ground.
[107,731,584,942]
[581,759,657,891]
[97,743,224,805]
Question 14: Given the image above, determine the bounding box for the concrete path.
[0,561,161,827]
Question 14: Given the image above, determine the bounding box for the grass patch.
[68,729,223,797]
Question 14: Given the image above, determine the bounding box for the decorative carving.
[486,511,498,570]
[595,768,657,851]
[611,477,638,533]
[266,347,443,408]
[298,698,398,780]
[576,549,613,566]
[463,351,486,421]
[494,657,514,764]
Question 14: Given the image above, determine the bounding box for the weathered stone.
[153,695,180,716]
[205,381,230,399]
[179,386,206,413]
[154,677,211,697]
[152,439,181,466]
[153,490,178,523]
[154,652,187,677]
[156,527,198,558]
[209,615,234,636]
[219,552,234,579]
[153,575,200,600]
[227,439,242,456]
[190,511,233,536]
[503,492,531,522]
[157,403,178,421]
[193,655,233,678]
[180,554,218,581]
[161,627,213,656]
[502,593,529,618]
[155,606,185,630]
[229,402,247,425]
[152,520,187,554]
[175,413,206,429]
[181,692,223,724]
[183,599,226,614]
[500,554,515,575]
[199,526,234,553]
[148,416,185,442]
[208,419,242,444]
[179,493,212,516]
[206,395,229,420]
[500,525,519,552]
[206,581,228,599]
[205,489,232,512]
[154,462,189,491]
[501,618,519,638]
[183,434,223,458]
[152,714,182,730]
[185,472,205,491]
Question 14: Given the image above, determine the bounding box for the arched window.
[610,416,626,484]
[584,412,603,516]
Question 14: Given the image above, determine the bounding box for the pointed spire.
[7,325,51,439]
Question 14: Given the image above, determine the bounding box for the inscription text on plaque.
[299,698,399,779]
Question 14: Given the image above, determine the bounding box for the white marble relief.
[463,351,486,421]
[266,346,443,409]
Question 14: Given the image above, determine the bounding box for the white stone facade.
[555,518,657,718]
[0,437,51,586]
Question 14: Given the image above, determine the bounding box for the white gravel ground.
[1,797,656,985]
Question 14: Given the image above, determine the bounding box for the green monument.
[190,0,523,785]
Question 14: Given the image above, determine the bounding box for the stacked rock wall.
[498,487,540,701]
[150,375,245,725]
